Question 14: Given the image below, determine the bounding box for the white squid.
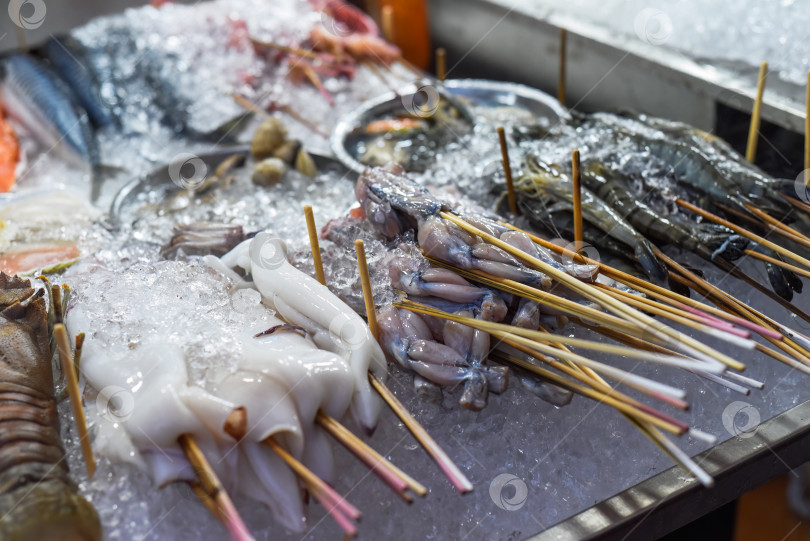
[216,232,387,433]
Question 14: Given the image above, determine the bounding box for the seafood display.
[3,0,810,540]
[0,274,100,540]
[65,245,388,532]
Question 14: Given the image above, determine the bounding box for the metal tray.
[109,146,350,226]
[331,78,571,174]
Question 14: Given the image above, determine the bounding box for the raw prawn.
[515,155,668,284]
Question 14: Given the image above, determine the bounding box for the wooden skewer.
[381,5,394,43]
[352,242,473,494]
[805,70,810,187]
[435,48,446,81]
[307,210,468,494]
[423,255,644,336]
[497,127,518,215]
[368,373,473,493]
[558,28,567,106]
[397,300,691,406]
[53,324,95,477]
[743,202,810,251]
[498,222,781,340]
[499,339,688,425]
[745,249,810,279]
[178,434,254,541]
[354,240,379,339]
[746,61,768,163]
[596,283,754,347]
[316,412,424,500]
[663,255,810,367]
[542,327,714,485]
[496,352,684,435]
[398,298,715,374]
[264,438,360,536]
[677,198,810,270]
[304,205,326,285]
[781,192,810,215]
[442,212,744,370]
[223,411,361,532]
[571,149,583,246]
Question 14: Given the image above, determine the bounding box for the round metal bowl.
[331,78,571,174]
[109,146,350,226]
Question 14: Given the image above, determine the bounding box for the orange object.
[378,0,431,70]
[0,105,19,193]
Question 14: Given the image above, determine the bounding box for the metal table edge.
[524,398,810,540]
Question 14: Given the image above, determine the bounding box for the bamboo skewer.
[423,255,647,336]
[53,324,95,477]
[571,149,583,245]
[396,299,692,406]
[264,438,361,535]
[442,212,744,370]
[746,61,768,163]
[223,412,361,533]
[304,205,326,285]
[498,339,688,424]
[435,48,446,81]
[500,222,781,340]
[73,332,85,378]
[677,198,810,271]
[424,252,749,371]
[498,127,518,215]
[354,240,379,339]
[597,283,754,347]
[303,206,471,494]
[495,351,683,434]
[742,203,810,251]
[398,298,717,374]
[178,434,254,541]
[317,412,424,500]
[352,240,473,494]
[558,28,567,106]
[537,326,716,471]
[664,255,810,367]
[368,373,474,493]
[745,249,810,279]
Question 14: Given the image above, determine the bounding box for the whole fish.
[40,36,114,129]
[515,155,669,284]
[0,54,102,196]
[0,274,101,540]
